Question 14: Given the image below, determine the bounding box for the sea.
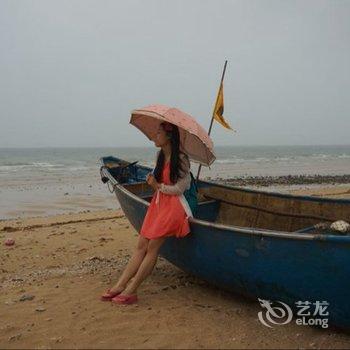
[1,145,349,220]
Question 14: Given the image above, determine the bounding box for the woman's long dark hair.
[153,122,187,184]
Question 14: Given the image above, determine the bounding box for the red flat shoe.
[111,294,138,305]
[100,288,122,301]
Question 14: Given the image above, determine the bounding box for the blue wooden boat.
[99,155,350,330]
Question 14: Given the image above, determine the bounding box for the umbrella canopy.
[130,104,216,166]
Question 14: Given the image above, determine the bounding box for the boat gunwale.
[100,165,350,243]
[103,157,350,205]
[200,178,350,204]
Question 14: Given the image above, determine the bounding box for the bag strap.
[189,171,198,192]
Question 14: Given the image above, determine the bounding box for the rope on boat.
[107,181,116,193]
[100,165,117,193]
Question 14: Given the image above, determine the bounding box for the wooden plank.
[199,185,350,231]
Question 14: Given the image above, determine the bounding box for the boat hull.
[113,182,350,331]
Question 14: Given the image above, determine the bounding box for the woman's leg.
[109,235,149,293]
[119,236,166,296]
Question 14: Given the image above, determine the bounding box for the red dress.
[140,161,191,239]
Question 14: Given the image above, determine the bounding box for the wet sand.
[1,187,350,349]
[2,173,350,221]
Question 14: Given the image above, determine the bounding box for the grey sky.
[1,0,349,147]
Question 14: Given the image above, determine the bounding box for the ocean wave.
[0,162,65,172]
[32,162,63,167]
[311,153,350,159]
[215,157,271,164]
[0,164,29,171]
[67,166,91,171]
[338,154,350,159]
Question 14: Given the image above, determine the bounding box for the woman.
[100,121,192,305]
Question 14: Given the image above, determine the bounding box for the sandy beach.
[1,185,350,349]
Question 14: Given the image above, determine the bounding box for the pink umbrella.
[130,104,216,166]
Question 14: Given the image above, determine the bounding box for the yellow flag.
[213,82,235,131]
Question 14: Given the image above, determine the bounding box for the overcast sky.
[1,0,349,148]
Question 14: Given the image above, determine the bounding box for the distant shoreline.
[208,174,350,187]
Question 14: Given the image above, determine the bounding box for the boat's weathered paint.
[100,156,350,330]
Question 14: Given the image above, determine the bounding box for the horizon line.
[1,144,350,149]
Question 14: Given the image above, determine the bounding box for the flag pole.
[196,60,228,181]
